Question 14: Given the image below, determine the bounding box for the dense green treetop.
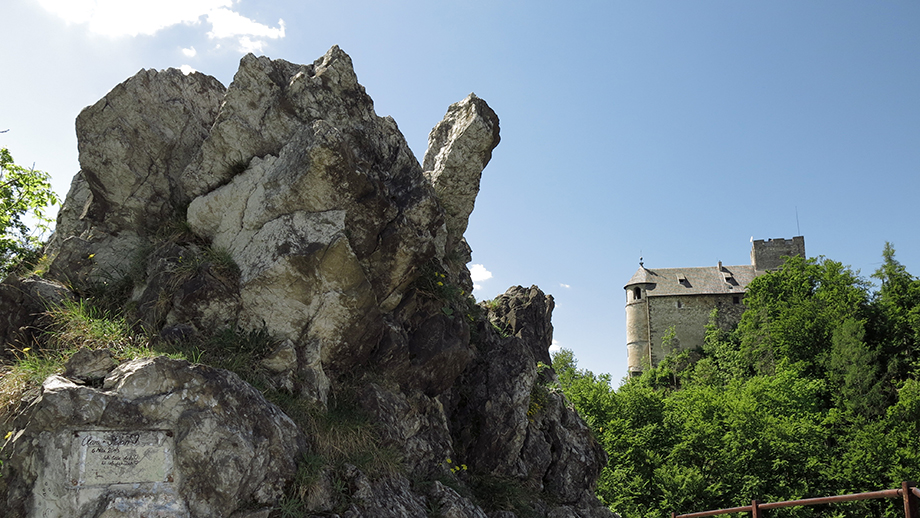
[554,245,920,518]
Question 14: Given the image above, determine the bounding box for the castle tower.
[624,263,654,376]
[751,236,805,271]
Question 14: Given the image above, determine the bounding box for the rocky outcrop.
[1,356,305,518]
[46,68,226,285]
[445,286,608,512]
[423,93,500,254]
[2,46,615,518]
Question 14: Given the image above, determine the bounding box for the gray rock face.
[46,68,226,284]
[0,275,71,355]
[181,47,452,402]
[423,93,500,252]
[63,348,117,382]
[444,286,612,515]
[1,356,305,518]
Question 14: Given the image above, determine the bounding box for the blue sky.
[2,1,918,382]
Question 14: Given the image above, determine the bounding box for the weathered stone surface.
[423,93,500,251]
[46,68,226,285]
[344,474,428,517]
[183,47,446,313]
[63,348,117,382]
[0,356,305,518]
[360,383,454,476]
[130,241,242,336]
[373,290,474,397]
[444,286,612,516]
[428,481,489,518]
[0,275,71,356]
[185,127,385,389]
[180,48,463,401]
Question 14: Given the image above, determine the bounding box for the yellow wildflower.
[4,431,11,440]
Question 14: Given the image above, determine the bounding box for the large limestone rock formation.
[1,46,615,518]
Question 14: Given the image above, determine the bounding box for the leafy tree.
[826,318,886,417]
[553,246,920,518]
[0,147,58,276]
[870,243,920,380]
[736,255,870,377]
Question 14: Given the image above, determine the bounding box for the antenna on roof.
[639,250,644,268]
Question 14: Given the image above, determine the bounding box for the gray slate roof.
[625,264,760,296]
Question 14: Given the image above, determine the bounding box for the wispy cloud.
[560,283,571,289]
[549,339,561,354]
[182,46,198,58]
[37,0,284,53]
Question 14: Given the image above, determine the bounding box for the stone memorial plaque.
[72,430,174,487]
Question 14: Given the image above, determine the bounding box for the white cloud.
[469,264,493,295]
[238,36,265,54]
[206,8,285,40]
[549,339,562,354]
[36,0,284,53]
[182,46,197,58]
[179,64,197,75]
[560,283,571,289]
[469,264,493,283]
[37,0,230,37]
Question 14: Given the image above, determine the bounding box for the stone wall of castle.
[627,293,746,373]
[752,236,805,271]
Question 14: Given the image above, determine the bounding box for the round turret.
[624,266,654,375]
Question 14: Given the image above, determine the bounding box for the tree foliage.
[0,147,58,276]
[554,245,920,518]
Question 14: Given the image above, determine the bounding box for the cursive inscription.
[72,430,174,487]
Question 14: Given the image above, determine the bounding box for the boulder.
[62,348,117,383]
[46,68,226,285]
[0,356,305,518]
[0,275,71,357]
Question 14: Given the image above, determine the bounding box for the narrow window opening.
[733,296,740,304]
[677,301,682,309]
[634,287,642,300]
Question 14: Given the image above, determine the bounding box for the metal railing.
[671,481,919,518]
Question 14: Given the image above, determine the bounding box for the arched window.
[634,287,642,300]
